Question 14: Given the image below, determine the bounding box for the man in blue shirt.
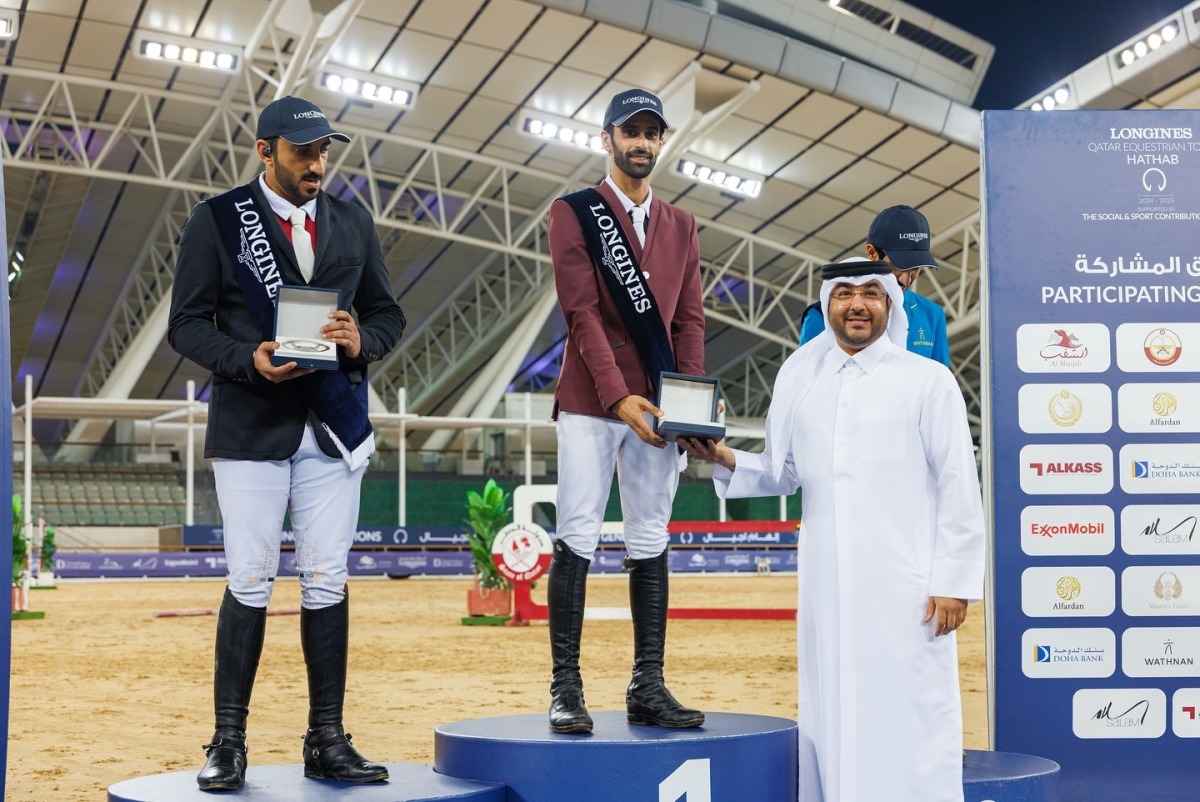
[799,205,949,367]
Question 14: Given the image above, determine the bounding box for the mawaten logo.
[1143,328,1182,366]
[1048,390,1084,427]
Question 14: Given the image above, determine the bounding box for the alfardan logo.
[1143,328,1182,366]
[1057,576,1083,600]
[1040,329,1088,361]
[1030,461,1104,476]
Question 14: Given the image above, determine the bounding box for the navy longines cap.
[602,88,669,129]
[867,205,939,271]
[255,96,350,145]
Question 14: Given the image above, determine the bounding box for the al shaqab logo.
[1143,328,1182,366]
[1048,389,1084,427]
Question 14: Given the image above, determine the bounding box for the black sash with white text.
[205,185,372,461]
[561,188,676,392]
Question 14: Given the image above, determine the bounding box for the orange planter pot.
[466,580,512,617]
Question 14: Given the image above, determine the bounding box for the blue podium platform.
[435,711,798,802]
[963,749,1061,802]
[107,764,505,802]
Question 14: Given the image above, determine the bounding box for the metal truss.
[0,66,981,427]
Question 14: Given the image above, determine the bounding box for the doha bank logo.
[1143,328,1183,366]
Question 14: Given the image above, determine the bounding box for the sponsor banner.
[182,524,467,548]
[1072,688,1167,739]
[1015,323,1111,373]
[1019,444,1113,495]
[1115,322,1200,373]
[599,529,799,547]
[986,109,1200,798]
[181,524,798,550]
[1172,689,1200,738]
[1117,382,1200,433]
[1118,443,1200,494]
[1021,566,1115,618]
[1020,505,1114,556]
[1120,504,1200,555]
[1122,627,1200,678]
[1018,383,1112,434]
[52,549,798,578]
[1021,627,1116,679]
[1121,565,1200,616]
[54,552,227,578]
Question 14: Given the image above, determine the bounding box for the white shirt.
[258,173,317,224]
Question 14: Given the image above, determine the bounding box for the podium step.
[107,763,505,802]
[435,711,798,802]
[964,749,1061,802]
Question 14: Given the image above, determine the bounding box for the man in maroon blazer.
[544,88,706,734]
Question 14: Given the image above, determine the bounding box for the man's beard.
[613,145,655,179]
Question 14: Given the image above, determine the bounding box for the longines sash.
[561,189,676,393]
[205,185,374,470]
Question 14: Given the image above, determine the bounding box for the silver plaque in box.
[271,285,341,370]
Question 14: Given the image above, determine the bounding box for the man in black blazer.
[168,96,404,791]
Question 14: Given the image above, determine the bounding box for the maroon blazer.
[548,181,706,420]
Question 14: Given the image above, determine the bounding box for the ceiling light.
[675,158,763,198]
[1115,21,1181,70]
[1026,83,1070,111]
[318,68,418,108]
[0,13,18,40]
[517,111,607,155]
[134,32,238,72]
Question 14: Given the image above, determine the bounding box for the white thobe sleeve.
[920,370,986,601]
[712,446,800,500]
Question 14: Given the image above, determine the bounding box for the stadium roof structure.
[3,0,1196,456]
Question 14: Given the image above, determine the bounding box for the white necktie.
[290,208,314,282]
[629,205,646,248]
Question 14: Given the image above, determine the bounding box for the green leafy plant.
[40,525,56,573]
[12,494,27,586]
[464,479,512,591]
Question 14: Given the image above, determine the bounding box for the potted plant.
[463,479,512,617]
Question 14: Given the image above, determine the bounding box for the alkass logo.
[1144,328,1182,366]
[1029,461,1105,476]
[1041,329,1089,360]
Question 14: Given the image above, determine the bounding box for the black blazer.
[168,179,405,460]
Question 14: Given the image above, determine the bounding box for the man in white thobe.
[681,259,985,802]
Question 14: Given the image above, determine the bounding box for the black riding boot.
[197,588,266,791]
[625,551,705,728]
[547,540,593,734]
[300,590,389,783]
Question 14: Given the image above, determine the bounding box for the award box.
[655,371,725,442]
[271,285,341,370]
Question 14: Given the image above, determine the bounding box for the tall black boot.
[625,551,704,728]
[197,588,266,791]
[300,589,389,783]
[547,540,593,734]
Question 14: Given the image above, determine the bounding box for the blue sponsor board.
[983,110,1200,800]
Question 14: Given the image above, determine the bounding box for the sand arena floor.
[6,574,987,800]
